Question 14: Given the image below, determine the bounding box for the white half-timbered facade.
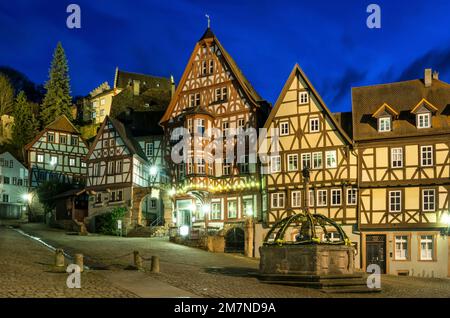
[25,115,88,188]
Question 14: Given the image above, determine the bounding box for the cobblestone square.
[1,224,449,298]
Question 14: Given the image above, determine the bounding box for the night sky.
[1,0,450,112]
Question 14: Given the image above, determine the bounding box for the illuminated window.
[420,235,434,261]
[395,236,408,260]
[326,150,337,168]
[211,202,221,220]
[227,200,237,218]
[270,155,281,173]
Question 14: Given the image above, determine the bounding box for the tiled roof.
[352,78,450,141]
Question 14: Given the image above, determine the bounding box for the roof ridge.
[117,69,171,81]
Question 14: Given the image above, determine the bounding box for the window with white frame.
[287,154,298,171]
[308,190,314,207]
[93,163,100,176]
[331,189,341,206]
[227,200,237,218]
[391,147,403,168]
[100,98,105,105]
[201,60,207,75]
[222,162,231,175]
[145,142,154,157]
[187,118,193,134]
[238,118,245,129]
[389,190,402,212]
[417,112,431,129]
[271,155,281,173]
[271,193,285,208]
[189,93,200,107]
[299,91,309,104]
[107,161,115,175]
[37,154,44,163]
[47,132,55,143]
[395,235,408,260]
[238,155,249,174]
[420,235,434,261]
[309,118,320,132]
[279,122,289,136]
[50,156,58,165]
[116,160,123,174]
[291,191,301,207]
[301,153,311,169]
[187,158,194,174]
[69,158,76,167]
[326,150,337,168]
[378,117,391,132]
[211,202,221,220]
[197,119,205,135]
[59,134,67,145]
[347,188,357,205]
[420,145,433,167]
[312,152,322,169]
[207,162,214,175]
[317,190,327,206]
[222,121,229,138]
[422,189,435,212]
[197,158,205,174]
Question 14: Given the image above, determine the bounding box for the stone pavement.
[14,223,450,298]
[0,226,195,298]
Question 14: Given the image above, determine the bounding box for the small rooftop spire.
[205,14,210,28]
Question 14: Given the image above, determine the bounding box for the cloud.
[398,46,450,81]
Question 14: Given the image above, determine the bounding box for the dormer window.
[417,112,431,129]
[372,103,398,133]
[378,117,391,132]
[411,99,437,129]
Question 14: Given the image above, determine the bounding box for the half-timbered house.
[25,115,89,188]
[85,116,154,232]
[352,69,450,277]
[159,27,270,251]
[261,64,360,263]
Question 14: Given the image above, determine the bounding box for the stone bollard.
[55,249,65,268]
[134,251,143,270]
[74,254,84,273]
[151,256,160,273]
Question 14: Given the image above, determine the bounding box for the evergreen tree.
[40,42,73,126]
[0,74,14,116]
[12,91,39,160]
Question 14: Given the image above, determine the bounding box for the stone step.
[259,273,365,282]
[322,286,382,294]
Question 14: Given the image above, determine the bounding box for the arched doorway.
[225,227,245,253]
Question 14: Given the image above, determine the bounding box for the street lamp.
[441,212,450,236]
[149,165,158,177]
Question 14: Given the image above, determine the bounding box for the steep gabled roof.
[25,115,85,150]
[85,116,147,162]
[46,115,80,134]
[263,64,353,145]
[372,103,399,118]
[160,28,264,124]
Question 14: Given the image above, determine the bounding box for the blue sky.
[1,0,450,112]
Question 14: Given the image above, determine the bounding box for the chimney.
[133,79,140,96]
[433,70,439,80]
[424,69,432,87]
